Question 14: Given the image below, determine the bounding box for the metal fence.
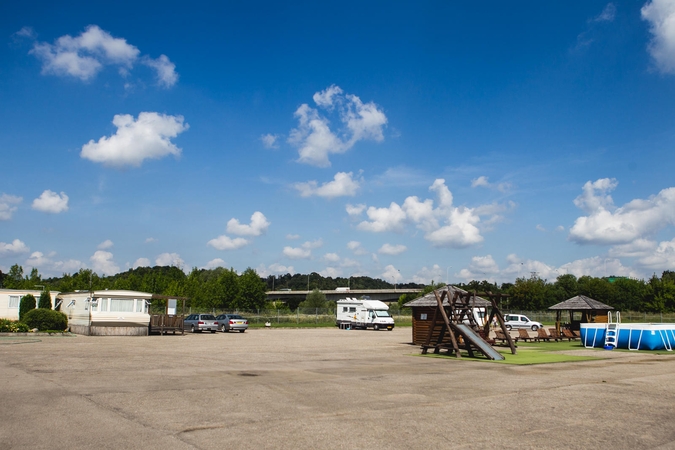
[162,307,414,326]
[504,311,675,324]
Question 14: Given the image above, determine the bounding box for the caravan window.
[8,296,19,308]
[97,298,108,312]
[342,307,348,312]
[110,298,134,312]
[349,307,356,313]
[136,299,146,313]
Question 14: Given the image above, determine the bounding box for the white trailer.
[336,298,395,331]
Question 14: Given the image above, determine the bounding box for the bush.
[0,319,31,332]
[22,309,68,331]
[38,290,52,309]
[19,294,36,321]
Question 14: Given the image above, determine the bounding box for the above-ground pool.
[580,323,675,350]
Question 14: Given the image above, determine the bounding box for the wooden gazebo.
[549,295,613,333]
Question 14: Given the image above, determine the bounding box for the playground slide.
[454,323,505,361]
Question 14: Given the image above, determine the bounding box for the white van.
[336,298,394,331]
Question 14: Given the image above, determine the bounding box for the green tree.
[299,289,328,309]
[507,276,556,310]
[38,290,52,309]
[234,268,267,310]
[5,264,25,289]
[19,294,36,321]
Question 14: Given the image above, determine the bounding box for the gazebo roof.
[403,285,491,308]
[548,295,613,311]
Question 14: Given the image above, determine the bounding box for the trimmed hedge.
[19,294,36,321]
[38,290,52,309]
[22,309,68,331]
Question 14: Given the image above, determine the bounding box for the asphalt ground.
[2,327,675,449]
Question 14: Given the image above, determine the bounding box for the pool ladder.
[604,323,618,349]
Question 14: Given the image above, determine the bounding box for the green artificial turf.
[415,340,603,365]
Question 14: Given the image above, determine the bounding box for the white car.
[503,314,543,331]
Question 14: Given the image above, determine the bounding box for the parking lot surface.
[2,327,675,449]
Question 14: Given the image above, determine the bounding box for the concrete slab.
[1,328,675,449]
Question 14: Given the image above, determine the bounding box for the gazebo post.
[556,310,561,334]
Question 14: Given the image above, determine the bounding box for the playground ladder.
[604,323,618,348]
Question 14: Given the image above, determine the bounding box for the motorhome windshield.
[374,310,390,317]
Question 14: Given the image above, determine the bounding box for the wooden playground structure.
[421,287,516,360]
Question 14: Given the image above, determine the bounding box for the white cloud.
[90,250,119,275]
[412,264,445,285]
[347,241,368,256]
[81,112,188,168]
[638,238,675,270]
[286,234,300,240]
[381,265,402,283]
[142,54,178,88]
[470,175,511,192]
[283,239,323,260]
[207,235,249,251]
[155,252,185,269]
[0,194,22,220]
[204,258,226,269]
[346,203,366,216]
[312,84,343,108]
[356,179,491,248]
[378,243,407,255]
[294,172,362,198]
[320,267,343,278]
[357,202,407,233]
[14,26,36,39]
[642,0,675,74]
[569,179,675,245]
[609,239,657,258]
[133,257,151,268]
[32,190,69,213]
[28,25,177,86]
[283,246,311,259]
[323,253,341,262]
[25,251,83,274]
[288,85,387,167]
[0,239,29,256]
[226,211,270,237]
[595,3,617,22]
[260,133,279,149]
[97,239,113,250]
[256,263,295,277]
[471,176,490,188]
[145,237,158,243]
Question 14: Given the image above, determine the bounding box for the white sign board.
[167,299,177,316]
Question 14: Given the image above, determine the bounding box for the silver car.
[503,314,543,331]
[184,314,219,333]
[215,314,249,333]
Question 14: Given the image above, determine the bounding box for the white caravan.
[336,298,395,331]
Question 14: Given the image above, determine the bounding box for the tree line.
[448,272,675,313]
[0,264,422,311]
[3,263,674,313]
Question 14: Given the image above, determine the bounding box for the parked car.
[503,314,543,331]
[215,314,249,333]
[184,314,219,333]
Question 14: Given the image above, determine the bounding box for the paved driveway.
[1,328,675,449]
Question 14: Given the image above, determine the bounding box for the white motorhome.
[336,298,395,331]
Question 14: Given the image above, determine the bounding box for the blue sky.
[2,1,675,285]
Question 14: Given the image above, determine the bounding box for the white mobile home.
[336,298,395,330]
[57,290,152,336]
[0,289,60,320]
